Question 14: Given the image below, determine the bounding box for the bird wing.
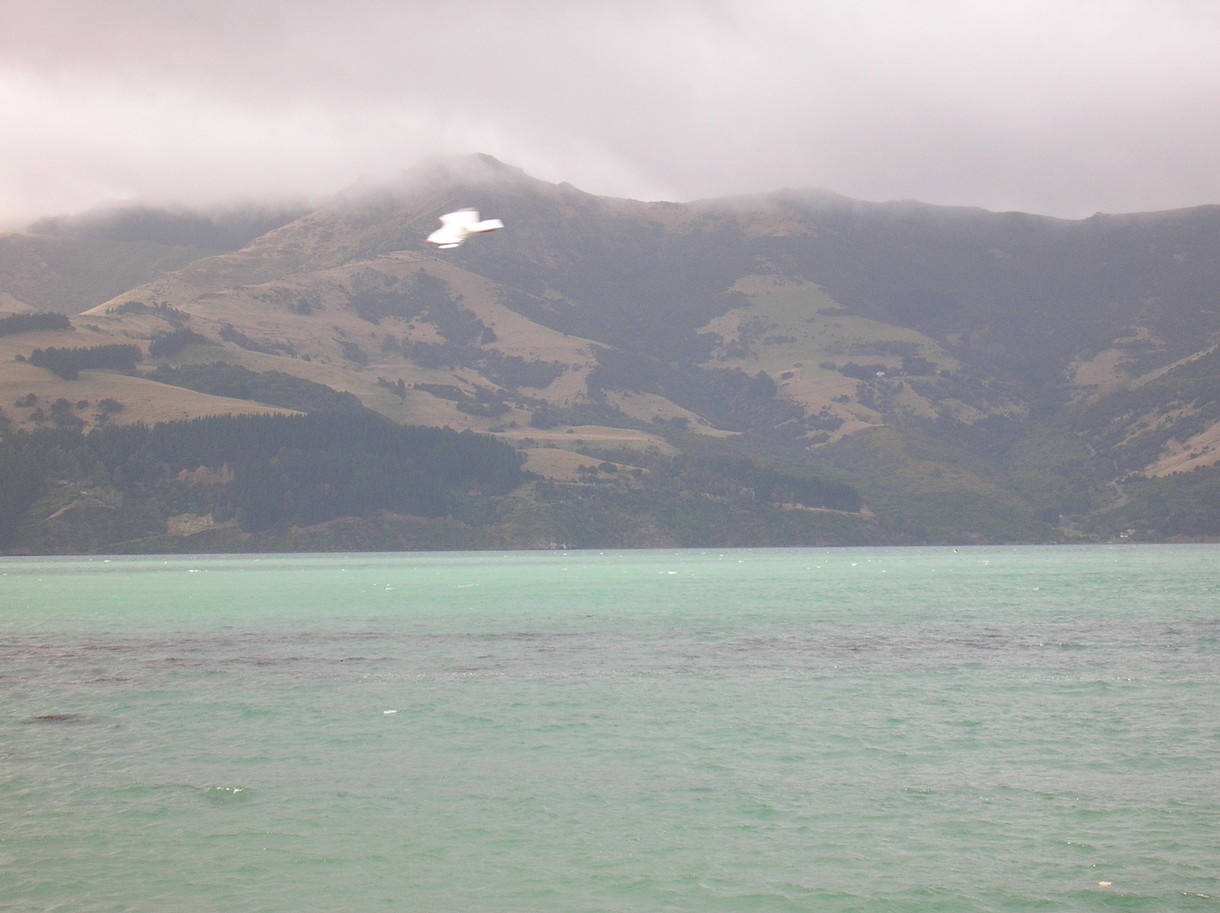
[438,209,479,228]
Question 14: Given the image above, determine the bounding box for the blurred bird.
[425,209,504,249]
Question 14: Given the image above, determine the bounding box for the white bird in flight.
[425,209,504,249]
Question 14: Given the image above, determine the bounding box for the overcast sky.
[4,0,1220,227]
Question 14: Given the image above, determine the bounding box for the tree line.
[0,411,525,544]
[0,313,71,336]
[149,362,365,412]
[25,344,142,380]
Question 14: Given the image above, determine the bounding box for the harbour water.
[2,545,1218,912]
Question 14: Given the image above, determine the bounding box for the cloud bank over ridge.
[4,0,1220,226]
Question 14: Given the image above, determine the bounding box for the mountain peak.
[328,155,550,221]
[405,152,531,185]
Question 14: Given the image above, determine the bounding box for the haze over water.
[3,545,1217,912]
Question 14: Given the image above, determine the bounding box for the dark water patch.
[22,713,88,725]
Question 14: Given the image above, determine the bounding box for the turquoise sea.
[2,545,1218,912]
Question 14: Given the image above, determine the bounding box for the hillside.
[1,154,1217,551]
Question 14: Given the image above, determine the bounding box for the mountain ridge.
[1,154,1217,550]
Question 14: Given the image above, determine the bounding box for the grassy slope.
[3,168,1217,545]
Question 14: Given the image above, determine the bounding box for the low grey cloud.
[4,0,1220,227]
